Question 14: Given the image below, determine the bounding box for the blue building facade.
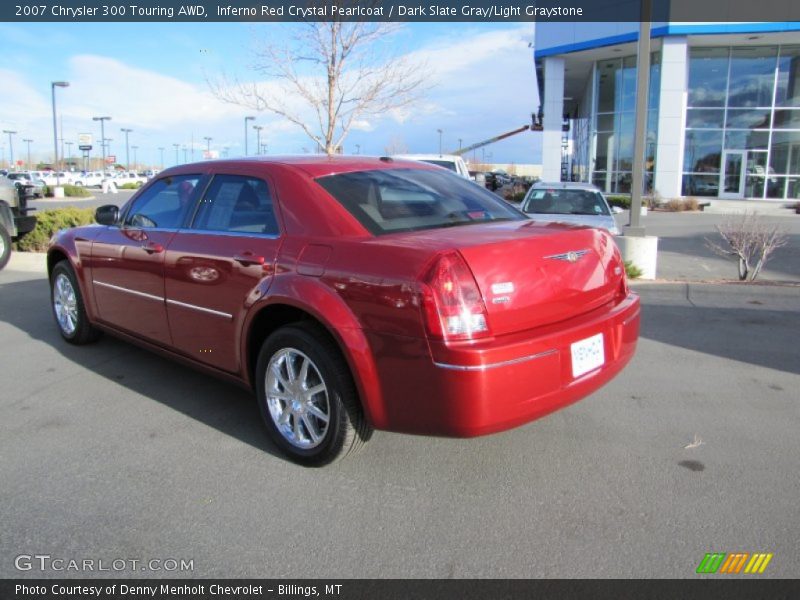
[534,22,800,200]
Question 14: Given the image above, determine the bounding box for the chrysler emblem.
[545,249,588,263]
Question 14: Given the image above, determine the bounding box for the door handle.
[142,242,164,254]
[234,253,265,266]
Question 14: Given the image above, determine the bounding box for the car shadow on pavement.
[639,293,800,376]
[0,276,292,463]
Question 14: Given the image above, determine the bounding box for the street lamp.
[355,144,360,155]
[131,145,138,170]
[3,130,17,171]
[120,128,132,170]
[253,125,263,155]
[22,139,33,169]
[244,116,255,155]
[158,147,165,169]
[203,136,212,156]
[182,146,188,163]
[458,138,462,151]
[92,116,111,174]
[65,141,73,169]
[51,81,69,184]
[437,128,443,156]
[173,143,180,165]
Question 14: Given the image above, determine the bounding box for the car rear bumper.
[365,293,640,436]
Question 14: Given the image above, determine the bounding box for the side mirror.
[95,204,120,226]
[612,206,624,214]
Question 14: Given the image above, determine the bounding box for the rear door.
[163,170,282,373]
[91,173,204,345]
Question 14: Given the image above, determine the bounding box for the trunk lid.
[387,220,623,335]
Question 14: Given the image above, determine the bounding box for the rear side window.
[124,174,201,229]
[522,189,610,216]
[191,175,279,235]
[316,168,523,235]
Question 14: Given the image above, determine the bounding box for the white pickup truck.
[392,154,472,180]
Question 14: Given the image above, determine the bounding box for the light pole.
[3,130,17,171]
[182,146,188,163]
[222,146,229,158]
[131,145,138,170]
[120,128,132,171]
[65,141,73,169]
[173,143,180,165]
[23,139,33,169]
[253,126,263,155]
[92,116,111,174]
[51,81,69,184]
[203,136,212,157]
[355,144,360,155]
[158,147,165,169]
[437,128,443,156]
[458,138,462,151]
[244,116,255,155]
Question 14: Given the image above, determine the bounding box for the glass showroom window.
[683,45,800,199]
[591,53,660,194]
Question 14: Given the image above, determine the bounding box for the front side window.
[191,175,279,235]
[316,168,523,235]
[124,174,201,229]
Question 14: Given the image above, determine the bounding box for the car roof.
[160,155,442,178]
[532,181,602,191]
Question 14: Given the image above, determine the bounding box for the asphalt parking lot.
[1,256,798,578]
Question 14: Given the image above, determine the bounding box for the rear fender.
[243,274,387,429]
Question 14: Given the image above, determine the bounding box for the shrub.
[664,197,702,212]
[683,197,700,211]
[13,208,95,252]
[705,211,788,281]
[44,184,91,198]
[118,182,140,190]
[624,260,643,279]
[606,195,631,209]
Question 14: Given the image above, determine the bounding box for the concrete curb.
[6,251,47,273]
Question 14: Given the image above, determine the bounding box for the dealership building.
[534,22,800,200]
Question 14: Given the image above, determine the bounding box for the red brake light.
[420,251,491,341]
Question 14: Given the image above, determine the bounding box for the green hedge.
[14,207,95,252]
[44,184,92,198]
[117,182,141,190]
[606,194,631,209]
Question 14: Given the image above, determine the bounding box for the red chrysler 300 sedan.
[47,156,640,465]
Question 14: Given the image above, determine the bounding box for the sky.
[0,22,541,170]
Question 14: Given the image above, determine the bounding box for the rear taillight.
[420,251,491,342]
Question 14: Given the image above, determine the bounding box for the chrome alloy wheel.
[53,273,78,335]
[265,348,330,450]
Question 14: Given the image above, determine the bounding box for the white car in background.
[392,154,472,180]
[72,172,105,188]
[520,182,622,235]
[112,171,147,187]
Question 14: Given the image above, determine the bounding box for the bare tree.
[705,212,788,281]
[209,17,426,156]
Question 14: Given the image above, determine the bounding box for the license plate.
[571,333,605,378]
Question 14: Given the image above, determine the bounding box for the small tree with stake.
[705,212,788,281]
[209,7,426,156]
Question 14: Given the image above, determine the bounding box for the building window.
[683,45,800,199]
[591,52,660,194]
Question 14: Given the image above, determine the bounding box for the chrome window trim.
[166,298,233,320]
[433,349,557,371]
[177,229,280,240]
[93,280,164,302]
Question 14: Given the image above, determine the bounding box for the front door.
[719,150,745,198]
[90,173,204,346]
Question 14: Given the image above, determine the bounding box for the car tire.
[50,260,102,345]
[0,224,11,271]
[255,322,372,466]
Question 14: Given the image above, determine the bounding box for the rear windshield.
[316,168,523,235]
[522,188,610,216]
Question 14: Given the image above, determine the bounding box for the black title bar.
[2,0,800,22]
